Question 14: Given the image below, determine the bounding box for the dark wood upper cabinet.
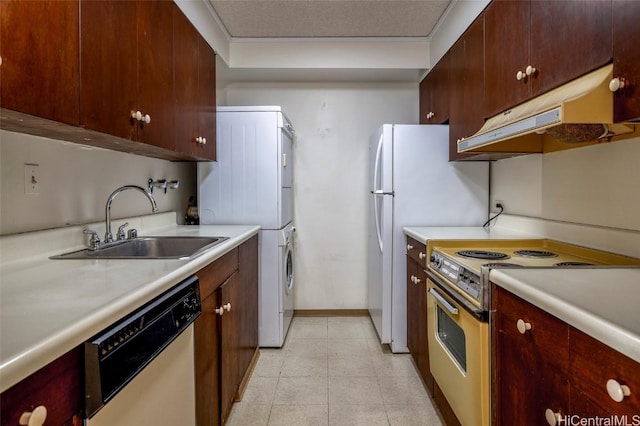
[173,5,217,161]
[449,16,485,161]
[529,0,612,97]
[484,0,612,118]
[136,1,175,151]
[0,0,80,125]
[81,1,175,151]
[80,1,139,141]
[612,0,640,122]
[197,38,217,161]
[484,0,530,118]
[419,52,450,125]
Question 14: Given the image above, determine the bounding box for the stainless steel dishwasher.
[84,275,201,426]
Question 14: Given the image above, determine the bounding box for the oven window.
[436,305,467,372]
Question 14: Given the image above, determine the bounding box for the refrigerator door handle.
[372,133,385,253]
[371,190,394,196]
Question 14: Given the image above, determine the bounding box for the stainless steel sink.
[50,236,229,259]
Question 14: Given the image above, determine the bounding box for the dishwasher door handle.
[429,288,459,315]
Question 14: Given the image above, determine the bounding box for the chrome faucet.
[104,185,157,243]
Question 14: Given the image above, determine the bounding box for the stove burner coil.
[554,262,595,267]
[513,250,558,258]
[482,263,523,268]
[456,250,509,260]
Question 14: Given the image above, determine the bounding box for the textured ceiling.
[209,0,452,38]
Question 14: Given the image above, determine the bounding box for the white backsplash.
[0,130,197,235]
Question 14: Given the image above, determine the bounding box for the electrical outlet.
[495,200,504,210]
[24,163,40,195]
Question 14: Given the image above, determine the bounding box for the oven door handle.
[429,288,459,315]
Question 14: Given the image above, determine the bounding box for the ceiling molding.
[175,0,488,83]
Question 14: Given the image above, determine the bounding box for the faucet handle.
[116,222,129,241]
[83,229,101,250]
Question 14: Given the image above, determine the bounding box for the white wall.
[0,130,196,235]
[225,82,418,309]
[491,137,640,233]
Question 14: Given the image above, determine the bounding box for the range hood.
[458,64,634,153]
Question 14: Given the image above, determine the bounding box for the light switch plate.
[24,163,40,195]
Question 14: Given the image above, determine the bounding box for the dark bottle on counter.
[185,196,199,225]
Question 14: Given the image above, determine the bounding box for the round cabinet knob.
[215,306,225,316]
[223,302,231,312]
[609,77,627,92]
[195,137,202,144]
[202,137,207,145]
[410,275,416,284]
[414,277,422,284]
[19,406,47,426]
[516,319,532,334]
[545,408,562,426]
[526,65,536,76]
[419,252,426,260]
[606,379,631,402]
[143,114,151,124]
[516,70,525,81]
[407,244,414,251]
[131,110,142,121]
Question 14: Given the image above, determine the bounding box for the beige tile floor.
[226,316,445,425]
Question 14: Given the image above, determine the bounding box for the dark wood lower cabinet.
[194,236,260,426]
[493,284,640,425]
[406,254,432,393]
[0,347,82,426]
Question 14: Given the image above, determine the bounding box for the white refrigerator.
[367,124,489,353]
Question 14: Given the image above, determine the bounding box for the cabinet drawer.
[494,288,569,371]
[570,326,640,414]
[1,347,82,425]
[406,237,427,265]
[197,248,239,299]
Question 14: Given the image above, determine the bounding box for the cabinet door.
[81,0,137,140]
[173,5,201,157]
[197,36,217,161]
[419,53,450,125]
[612,0,640,122]
[0,0,80,125]
[0,347,82,426]
[494,329,570,425]
[493,285,571,426]
[237,235,259,383]
[449,16,485,161]
[530,0,611,97]
[194,292,221,426]
[484,0,530,118]
[406,257,432,394]
[219,272,242,425]
[136,0,174,151]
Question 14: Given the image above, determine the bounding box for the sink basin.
[50,236,229,259]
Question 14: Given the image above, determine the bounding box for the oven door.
[427,279,490,426]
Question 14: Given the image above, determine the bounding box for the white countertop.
[0,221,260,392]
[490,268,640,363]
[403,226,541,244]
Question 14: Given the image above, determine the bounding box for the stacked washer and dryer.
[198,106,295,347]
